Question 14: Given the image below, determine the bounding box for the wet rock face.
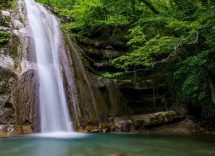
[63,33,127,129]
[70,35,170,127]
[0,0,39,134]
[0,67,17,124]
[12,69,39,132]
[76,36,127,73]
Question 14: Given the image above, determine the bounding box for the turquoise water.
[0,134,215,156]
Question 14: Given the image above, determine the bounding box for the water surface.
[0,134,215,156]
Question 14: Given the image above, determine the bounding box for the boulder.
[112,111,184,132]
[131,111,183,127]
[114,116,133,132]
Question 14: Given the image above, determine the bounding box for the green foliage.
[170,51,214,118]
[38,0,133,37]
[112,35,178,69]
[107,1,215,118]
[0,0,11,7]
[0,0,10,5]
[38,0,215,118]
[0,31,11,45]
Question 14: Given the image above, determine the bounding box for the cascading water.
[24,0,73,133]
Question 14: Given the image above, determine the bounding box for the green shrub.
[0,31,11,45]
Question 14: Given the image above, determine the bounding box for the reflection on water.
[0,134,215,156]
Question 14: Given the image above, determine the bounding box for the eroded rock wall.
[62,34,187,132]
[12,69,39,131]
[0,67,16,125]
[0,0,38,135]
[62,34,127,129]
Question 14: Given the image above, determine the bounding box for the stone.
[76,36,102,48]
[12,69,39,132]
[82,46,103,59]
[90,129,100,133]
[0,124,33,136]
[131,111,183,127]
[102,128,109,133]
[12,19,24,30]
[148,117,206,135]
[0,55,15,70]
[114,116,133,132]
[22,125,33,134]
[0,67,17,124]
[0,12,10,27]
[111,111,184,132]
[85,124,98,132]
[1,11,11,17]
[108,117,114,123]
[102,49,124,58]
[99,122,110,129]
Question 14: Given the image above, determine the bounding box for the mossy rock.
[0,30,10,46]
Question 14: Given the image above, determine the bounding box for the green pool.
[0,133,215,156]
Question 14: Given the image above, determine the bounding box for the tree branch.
[156,43,181,64]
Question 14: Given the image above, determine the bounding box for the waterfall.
[24,0,73,133]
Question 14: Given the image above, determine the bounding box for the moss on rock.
[0,30,11,45]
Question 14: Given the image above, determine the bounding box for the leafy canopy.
[38,0,215,118]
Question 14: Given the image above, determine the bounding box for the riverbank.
[77,111,214,135]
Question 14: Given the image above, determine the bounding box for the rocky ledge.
[112,111,184,132]
[77,111,205,135]
[0,124,32,136]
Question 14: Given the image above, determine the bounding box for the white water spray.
[24,0,73,133]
